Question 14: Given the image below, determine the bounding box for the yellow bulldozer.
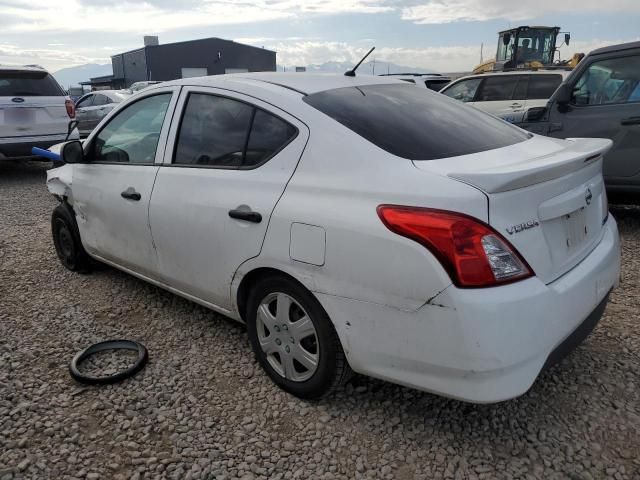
[473,26,584,74]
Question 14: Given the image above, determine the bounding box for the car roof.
[0,64,49,73]
[160,72,404,96]
[448,69,570,83]
[590,40,640,56]
[379,73,450,79]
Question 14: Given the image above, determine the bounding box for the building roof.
[113,36,276,58]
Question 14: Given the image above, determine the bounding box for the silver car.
[75,90,131,136]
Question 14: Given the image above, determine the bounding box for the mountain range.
[53,60,433,88]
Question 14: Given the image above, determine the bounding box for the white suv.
[0,65,79,160]
[440,70,570,124]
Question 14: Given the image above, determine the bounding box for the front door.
[71,88,179,278]
[148,87,309,309]
[549,52,640,182]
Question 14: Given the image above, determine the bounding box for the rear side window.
[0,71,63,96]
[476,76,520,101]
[174,93,297,168]
[527,75,562,100]
[92,94,110,106]
[303,84,529,160]
[245,110,297,167]
[425,79,450,91]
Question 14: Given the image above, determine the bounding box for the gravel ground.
[1,161,639,480]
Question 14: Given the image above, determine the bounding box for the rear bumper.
[0,132,79,160]
[318,216,620,403]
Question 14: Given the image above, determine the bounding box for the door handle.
[121,187,141,201]
[510,103,523,109]
[228,208,262,223]
[621,116,640,126]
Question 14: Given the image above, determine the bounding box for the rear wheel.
[246,275,351,399]
[51,204,92,273]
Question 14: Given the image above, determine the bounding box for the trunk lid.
[413,136,612,284]
[0,96,69,137]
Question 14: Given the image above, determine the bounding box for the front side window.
[476,76,520,102]
[441,78,482,102]
[91,93,171,164]
[303,84,529,161]
[174,93,297,168]
[573,55,640,106]
[527,74,563,100]
[76,95,94,108]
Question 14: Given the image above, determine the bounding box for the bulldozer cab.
[496,26,562,69]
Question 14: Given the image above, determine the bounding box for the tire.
[51,203,92,273]
[246,275,351,399]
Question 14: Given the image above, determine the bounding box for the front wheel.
[246,275,351,399]
[51,204,92,273]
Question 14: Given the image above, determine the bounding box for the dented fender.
[46,163,74,203]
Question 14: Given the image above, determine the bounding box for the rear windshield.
[303,84,530,161]
[0,70,64,97]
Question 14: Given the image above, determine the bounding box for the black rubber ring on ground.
[69,340,148,385]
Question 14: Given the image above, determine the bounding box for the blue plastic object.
[32,147,61,161]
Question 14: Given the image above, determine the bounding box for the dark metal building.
[86,37,276,89]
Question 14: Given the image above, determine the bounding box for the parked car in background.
[520,41,640,194]
[379,73,451,91]
[129,81,162,93]
[75,90,131,137]
[440,70,569,124]
[48,73,619,403]
[0,65,78,160]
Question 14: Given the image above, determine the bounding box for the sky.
[0,0,639,73]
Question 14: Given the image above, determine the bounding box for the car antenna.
[345,47,375,77]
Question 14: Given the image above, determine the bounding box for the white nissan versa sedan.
[47,73,620,403]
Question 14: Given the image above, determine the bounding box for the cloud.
[401,0,640,24]
[1,0,392,34]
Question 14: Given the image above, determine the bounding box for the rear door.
[149,87,309,309]
[0,69,67,138]
[549,51,640,183]
[474,75,528,122]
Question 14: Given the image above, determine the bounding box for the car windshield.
[0,70,64,96]
[303,84,530,160]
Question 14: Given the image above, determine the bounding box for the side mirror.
[553,83,572,106]
[502,33,511,46]
[61,140,84,164]
[565,33,570,46]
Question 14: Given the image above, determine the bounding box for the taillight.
[65,99,75,119]
[377,205,533,288]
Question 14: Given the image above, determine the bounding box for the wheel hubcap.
[256,292,319,382]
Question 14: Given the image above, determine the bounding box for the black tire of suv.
[51,203,93,273]
[246,274,352,400]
